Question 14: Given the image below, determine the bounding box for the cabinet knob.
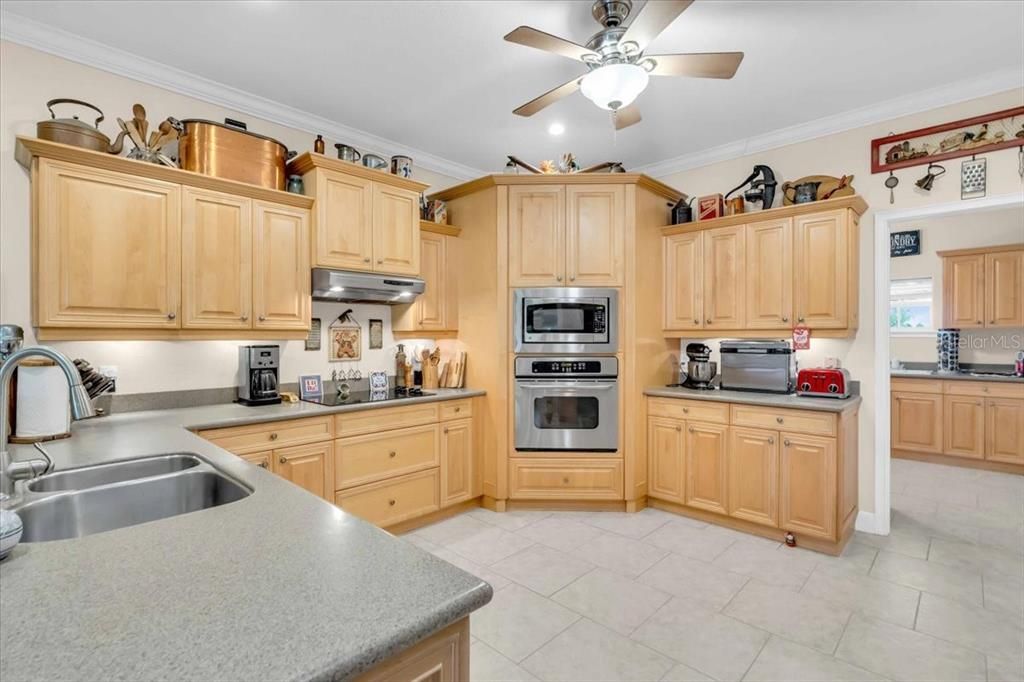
[675,425,681,432]
[364,258,371,263]
[688,426,694,433]
[797,316,805,323]
[562,477,570,484]
[259,461,268,468]
[557,276,563,282]
[990,320,996,324]
[693,319,700,325]
[454,406,461,413]
[776,417,784,424]
[389,450,397,458]
[270,433,278,440]
[443,427,449,434]
[241,315,249,322]
[983,387,989,393]
[167,312,176,320]
[976,320,982,325]
[279,456,287,464]
[976,402,982,406]
[768,437,775,444]
[258,315,266,322]
[377,259,383,264]
[706,319,712,324]
[388,499,396,506]
[784,439,791,447]
[682,407,689,413]
[569,275,576,282]
[782,316,789,322]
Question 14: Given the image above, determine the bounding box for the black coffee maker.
[238,345,282,405]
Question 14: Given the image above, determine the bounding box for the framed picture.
[890,230,921,257]
[305,318,321,351]
[870,106,1024,174]
[369,319,383,350]
[329,310,361,362]
[298,375,323,400]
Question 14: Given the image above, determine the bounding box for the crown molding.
[0,11,484,182]
[635,68,1024,178]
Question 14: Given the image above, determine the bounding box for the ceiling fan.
[505,0,743,130]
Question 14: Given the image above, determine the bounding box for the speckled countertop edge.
[890,369,1024,384]
[643,386,861,412]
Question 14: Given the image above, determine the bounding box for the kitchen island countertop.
[0,388,490,682]
[891,369,1024,384]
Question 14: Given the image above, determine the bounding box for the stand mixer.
[682,343,717,389]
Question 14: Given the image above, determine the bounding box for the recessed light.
[548,122,565,136]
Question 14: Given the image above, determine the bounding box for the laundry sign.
[890,230,921,257]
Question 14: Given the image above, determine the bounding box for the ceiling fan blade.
[614,104,642,130]
[645,52,744,79]
[504,26,597,62]
[513,77,583,117]
[620,0,694,53]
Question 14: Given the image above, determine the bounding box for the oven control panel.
[530,360,602,374]
[514,356,619,378]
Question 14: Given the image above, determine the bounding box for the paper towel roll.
[14,364,71,441]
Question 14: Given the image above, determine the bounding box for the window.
[890,277,933,332]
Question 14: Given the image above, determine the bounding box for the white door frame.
[872,192,1024,536]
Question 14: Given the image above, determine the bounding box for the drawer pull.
[454,406,461,413]
[562,477,570,484]
[784,439,791,447]
[976,402,982,406]
[776,417,784,424]
[279,456,287,464]
[443,427,449,434]
[270,433,279,441]
[388,498,396,506]
[258,461,268,468]
[983,387,989,393]
[682,407,690,414]
[389,450,397,458]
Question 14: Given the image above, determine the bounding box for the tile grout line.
[831,610,855,656]
[738,634,771,682]
[911,591,922,630]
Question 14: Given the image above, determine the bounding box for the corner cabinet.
[662,196,864,338]
[290,153,426,277]
[19,137,313,340]
[393,224,460,336]
[940,245,1024,329]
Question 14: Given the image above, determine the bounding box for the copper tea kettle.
[37,98,126,154]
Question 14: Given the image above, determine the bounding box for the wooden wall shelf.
[16,136,314,209]
[660,195,868,236]
[420,220,462,237]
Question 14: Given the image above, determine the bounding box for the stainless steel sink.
[28,454,201,492]
[11,454,251,542]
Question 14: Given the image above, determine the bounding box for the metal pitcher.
[783,180,821,204]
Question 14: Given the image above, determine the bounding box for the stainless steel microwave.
[513,288,618,354]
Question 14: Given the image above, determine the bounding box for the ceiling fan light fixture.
[580,63,649,111]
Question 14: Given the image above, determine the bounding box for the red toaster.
[797,368,851,398]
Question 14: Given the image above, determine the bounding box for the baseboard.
[855,511,881,535]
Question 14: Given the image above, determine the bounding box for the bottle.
[314,134,325,154]
[395,344,407,388]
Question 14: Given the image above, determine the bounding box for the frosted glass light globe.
[580,63,649,110]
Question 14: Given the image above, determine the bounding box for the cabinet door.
[943,395,985,459]
[313,170,373,270]
[986,398,1024,464]
[181,188,252,329]
[274,441,333,501]
[37,159,180,328]
[240,450,273,471]
[703,225,745,329]
[663,232,703,330]
[728,427,779,527]
[985,251,1024,327]
[891,392,943,453]
[745,218,793,329]
[508,185,565,286]
[372,183,420,276]
[418,232,447,330]
[943,254,985,328]
[441,418,474,507]
[685,422,728,515]
[565,184,625,286]
[780,433,836,539]
[647,417,685,503]
[252,201,310,331]
[793,210,849,328]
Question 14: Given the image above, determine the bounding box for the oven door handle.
[516,382,617,390]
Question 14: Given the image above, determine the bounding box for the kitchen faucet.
[0,346,96,500]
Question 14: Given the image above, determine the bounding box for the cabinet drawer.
[199,416,333,454]
[891,377,943,394]
[440,399,473,421]
[647,397,729,424]
[730,405,836,437]
[336,468,439,528]
[335,403,440,438]
[337,424,440,490]
[942,381,1024,399]
[509,458,623,500]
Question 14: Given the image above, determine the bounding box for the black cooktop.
[302,387,433,406]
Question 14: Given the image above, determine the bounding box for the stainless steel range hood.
[311,268,425,304]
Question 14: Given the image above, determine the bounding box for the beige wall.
[890,206,1024,365]
[0,41,457,393]
[657,87,1024,515]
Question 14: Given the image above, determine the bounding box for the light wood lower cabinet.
[441,418,474,507]
[510,458,624,500]
[337,469,440,528]
[779,433,836,540]
[275,441,333,500]
[943,395,985,459]
[685,422,728,515]
[727,427,779,527]
[336,424,440,490]
[357,617,469,682]
[891,392,943,453]
[985,398,1024,464]
[647,417,685,503]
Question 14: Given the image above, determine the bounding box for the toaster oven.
[719,340,794,394]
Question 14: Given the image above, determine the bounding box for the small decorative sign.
[792,325,811,350]
[369,371,389,391]
[298,374,323,401]
[890,230,921,257]
[305,318,321,351]
[369,319,383,350]
[697,194,724,221]
[329,309,361,362]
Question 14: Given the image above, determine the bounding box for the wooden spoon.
[132,103,148,142]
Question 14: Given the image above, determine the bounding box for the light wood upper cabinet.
[313,169,374,270]
[253,201,310,331]
[372,184,420,276]
[793,209,849,329]
[441,418,474,507]
[943,254,986,328]
[891,392,943,453]
[985,250,1024,327]
[986,398,1024,464]
[36,159,181,329]
[663,232,703,330]
[565,184,625,286]
[393,228,460,334]
[509,185,566,286]
[274,440,334,501]
[727,427,779,528]
[647,416,685,503]
[779,433,836,540]
[703,225,746,329]
[685,421,728,515]
[181,188,252,330]
[745,218,793,329]
[943,395,985,459]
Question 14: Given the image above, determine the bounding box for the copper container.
[178,118,289,190]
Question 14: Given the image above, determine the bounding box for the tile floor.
[404,458,1024,681]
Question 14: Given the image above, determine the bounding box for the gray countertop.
[0,388,490,682]
[891,369,1024,384]
[644,386,861,412]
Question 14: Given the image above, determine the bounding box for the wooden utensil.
[118,117,145,149]
[132,103,148,141]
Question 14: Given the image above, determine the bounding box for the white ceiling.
[3,1,1023,176]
